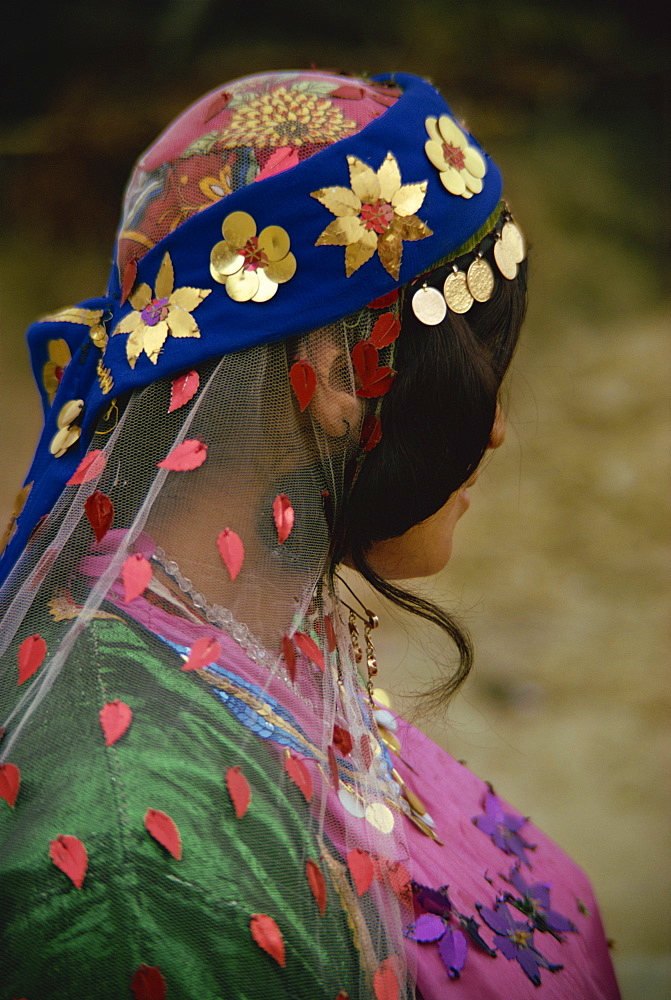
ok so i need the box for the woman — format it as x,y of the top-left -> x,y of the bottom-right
0,70 -> 620,998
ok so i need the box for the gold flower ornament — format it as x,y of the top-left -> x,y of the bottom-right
311,153 -> 432,280
210,211 -> 297,302
42,339 -> 72,403
112,252 -> 211,368
425,116 -> 486,199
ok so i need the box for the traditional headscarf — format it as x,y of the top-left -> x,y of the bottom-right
0,70 -> 523,999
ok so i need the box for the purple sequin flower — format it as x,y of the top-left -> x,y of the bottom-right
506,864 -> 577,939
408,882 -> 497,980
406,912 -> 468,979
478,902 -> 562,986
473,791 -> 536,867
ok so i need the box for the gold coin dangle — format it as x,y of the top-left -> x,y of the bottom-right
502,220 -> 525,263
494,236 -> 517,280
466,256 -> 495,302
443,268 -> 473,314
412,285 -> 447,326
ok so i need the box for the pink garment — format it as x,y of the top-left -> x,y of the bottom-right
78,534 -> 621,998
394,716 -> 621,999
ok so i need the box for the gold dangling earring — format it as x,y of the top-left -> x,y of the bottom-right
364,613 -> 379,709
348,610 -> 363,664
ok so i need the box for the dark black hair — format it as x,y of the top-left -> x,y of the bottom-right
336,257 -> 528,710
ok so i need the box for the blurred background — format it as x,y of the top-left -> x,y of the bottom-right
0,1 -> 668,996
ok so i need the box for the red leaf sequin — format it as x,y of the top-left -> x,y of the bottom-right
360,414 -> 382,452
374,957 -> 400,1000
360,733 -> 373,770
293,631 -> 324,672
49,834 -> 88,888
216,528 -> 244,581
226,766 -> 251,818
351,341 -> 379,385
121,258 -> 138,305
84,490 -> 114,543
17,633 -> 47,685
377,858 -> 412,902
370,313 -> 401,349
351,342 -> 396,398
157,439 -> 208,471
182,636 -> 221,672
204,90 -> 231,122
368,289 -> 399,309
99,700 -> 132,746
333,725 -> 353,756
122,553 -> 152,604
284,752 -> 313,801
131,965 -> 167,1000
168,370 -> 200,412
306,858 -> 327,914
324,614 -> 337,652
328,744 -> 340,790
250,913 -> 286,967
67,450 -> 107,486
330,84 -> 365,100
282,635 -> 296,682
255,146 -> 300,182
0,762 -> 20,808
289,360 -> 317,412
272,493 -> 294,545
371,88 -> 401,107
356,368 -> 395,398
144,808 -> 182,860
347,847 -> 374,896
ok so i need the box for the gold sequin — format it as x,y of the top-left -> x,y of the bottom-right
96,359 -> 114,395
57,399 -> 84,428
0,482 -> 32,554
41,339 -> 72,403
111,252 -> 210,368
401,785 -> 428,817
211,212 -> 296,302
312,152 -> 432,280
424,115 -> 486,200
49,398 -> 84,457
89,324 -> 108,350
223,211 -> 257,248
49,425 -> 81,458
379,729 -> 401,755
365,802 -> 395,834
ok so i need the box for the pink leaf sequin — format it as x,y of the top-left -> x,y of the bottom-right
157,439 -> 208,471
168,370 -> 200,412
272,493 -> 294,545
144,808 -> 182,860
122,553 -> 152,604
49,834 -> 88,888
216,528 -> 244,581
99,699 -> 132,746
17,633 -> 47,685
67,450 -> 107,486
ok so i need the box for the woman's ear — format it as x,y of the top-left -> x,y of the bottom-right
300,329 -> 362,440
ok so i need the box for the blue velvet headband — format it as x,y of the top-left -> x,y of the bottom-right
1,72 -> 503,579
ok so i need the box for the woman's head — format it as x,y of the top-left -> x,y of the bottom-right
2,68 -> 526,705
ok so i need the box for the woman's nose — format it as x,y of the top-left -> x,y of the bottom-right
488,403 -> 506,450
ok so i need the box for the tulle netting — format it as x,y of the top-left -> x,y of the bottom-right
0,70 -> 418,1000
